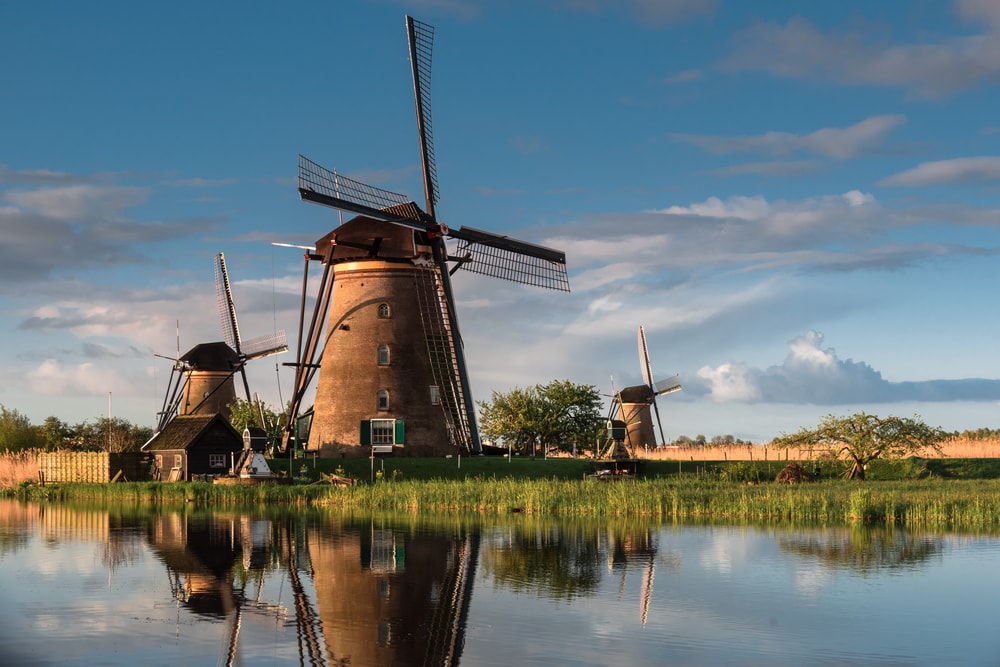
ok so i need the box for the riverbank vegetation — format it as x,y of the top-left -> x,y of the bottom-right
4,451 -> 1000,531
11,476 -> 1000,531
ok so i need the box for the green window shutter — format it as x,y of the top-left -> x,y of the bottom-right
360,420 -> 372,445
394,420 -> 405,445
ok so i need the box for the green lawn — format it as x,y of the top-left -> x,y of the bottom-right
267,453 -> 1000,484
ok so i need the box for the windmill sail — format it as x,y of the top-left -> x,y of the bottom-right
214,252 -> 287,401
637,325 -> 681,445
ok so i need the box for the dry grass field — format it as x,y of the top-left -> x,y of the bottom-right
646,436 -> 1000,461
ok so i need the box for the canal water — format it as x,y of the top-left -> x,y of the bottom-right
1,499 -> 999,666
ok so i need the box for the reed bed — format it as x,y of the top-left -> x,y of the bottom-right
646,436 -> 1000,462
0,450 -> 39,488
936,436 -> 1000,459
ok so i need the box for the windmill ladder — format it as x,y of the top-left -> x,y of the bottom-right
414,267 -> 474,452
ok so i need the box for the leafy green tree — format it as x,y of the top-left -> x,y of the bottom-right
774,412 -> 945,480
478,380 -> 603,456
0,405 -> 42,451
69,418 -> 153,453
38,416 -> 73,451
227,397 -> 288,445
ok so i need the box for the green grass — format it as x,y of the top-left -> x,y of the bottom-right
10,454 -> 1000,531
268,453 -> 1000,484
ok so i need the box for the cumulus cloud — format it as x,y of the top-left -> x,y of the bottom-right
879,156 -> 1000,187
723,12 -> 1000,98
26,358 -> 136,397
688,331 -> 1000,404
672,115 -> 906,159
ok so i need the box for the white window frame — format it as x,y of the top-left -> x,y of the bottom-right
378,303 -> 391,318
377,390 -> 389,411
371,418 -> 395,445
378,344 -> 390,366
209,453 -> 226,468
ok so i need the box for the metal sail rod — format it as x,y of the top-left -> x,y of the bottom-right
282,253 -> 336,451
407,15 -> 438,217
435,251 -> 482,453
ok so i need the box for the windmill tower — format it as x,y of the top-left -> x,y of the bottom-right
282,16 -> 569,458
613,326 -> 681,451
155,254 -> 287,431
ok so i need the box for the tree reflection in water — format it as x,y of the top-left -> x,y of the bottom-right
778,525 -> 943,573
480,517 -> 681,624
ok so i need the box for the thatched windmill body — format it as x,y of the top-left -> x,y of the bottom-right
283,17 -> 569,458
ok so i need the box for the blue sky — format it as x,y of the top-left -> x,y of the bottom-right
3,0 -> 1000,441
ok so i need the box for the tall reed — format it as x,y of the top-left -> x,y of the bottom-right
0,450 -> 38,489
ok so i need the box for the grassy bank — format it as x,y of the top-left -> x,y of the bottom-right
6,452 -> 1000,530
13,473 -> 1000,531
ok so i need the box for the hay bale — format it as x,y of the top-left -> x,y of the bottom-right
775,461 -> 816,484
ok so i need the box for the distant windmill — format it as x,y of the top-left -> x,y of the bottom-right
612,326 -> 681,451
281,16 -> 569,458
154,254 -> 287,431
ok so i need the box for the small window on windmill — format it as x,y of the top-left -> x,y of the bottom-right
377,390 -> 389,411
429,385 -> 440,405
371,419 -> 395,445
378,303 -> 391,318
377,345 -> 390,366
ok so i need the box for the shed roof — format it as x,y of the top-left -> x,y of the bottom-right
144,414 -> 241,452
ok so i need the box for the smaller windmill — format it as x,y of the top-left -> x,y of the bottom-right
605,326 -> 681,456
154,254 -> 287,431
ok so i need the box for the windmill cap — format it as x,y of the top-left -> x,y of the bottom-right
179,342 -> 240,370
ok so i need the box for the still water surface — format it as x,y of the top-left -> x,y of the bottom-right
1,499 -> 999,666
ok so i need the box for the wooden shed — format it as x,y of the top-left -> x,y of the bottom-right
144,414 -> 244,481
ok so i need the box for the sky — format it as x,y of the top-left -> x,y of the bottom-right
3,0 -> 1000,442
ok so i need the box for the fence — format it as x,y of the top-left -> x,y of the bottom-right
37,451 -> 149,484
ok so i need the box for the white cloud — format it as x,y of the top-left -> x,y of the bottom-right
6,184 -> 149,221
723,13 -> 1000,98
686,330 -> 1000,405
697,363 -> 762,402
879,156 -> 1000,187
672,115 -> 906,159
27,359 -> 135,398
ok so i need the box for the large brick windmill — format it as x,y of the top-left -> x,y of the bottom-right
282,16 -> 569,458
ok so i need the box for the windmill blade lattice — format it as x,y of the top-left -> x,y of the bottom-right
407,15 -> 439,214
297,155 -> 423,227
215,252 -> 287,359
215,253 -> 242,354
452,227 -> 569,291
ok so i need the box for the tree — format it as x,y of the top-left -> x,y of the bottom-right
39,416 -> 73,451
69,418 -> 153,453
478,380 -> 603,456
227,397 -> 287,432
774,412 -> 945,480
0,405 -> 42,451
